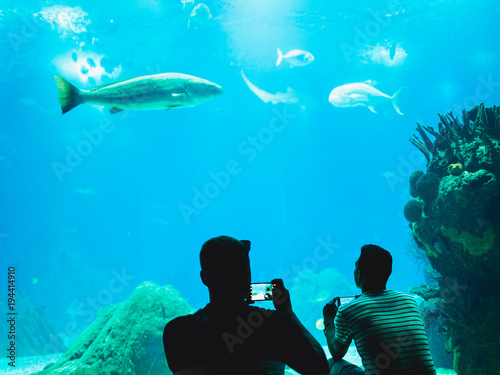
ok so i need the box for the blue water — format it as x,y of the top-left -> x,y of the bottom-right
1,0 -> 499,368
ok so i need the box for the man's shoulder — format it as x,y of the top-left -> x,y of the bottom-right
164,311 -> 198,337
385,290 -> 418,305
165,305 -> 281,328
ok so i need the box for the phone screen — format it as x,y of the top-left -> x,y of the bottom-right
250,282 -> 273,301
339,296 -> 356,305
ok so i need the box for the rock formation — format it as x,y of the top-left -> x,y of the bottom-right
405,104 -> 500,375
32,281 -> 193,375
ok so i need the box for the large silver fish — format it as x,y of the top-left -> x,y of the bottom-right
55,73 -> 222,115
328,82 -> 403,115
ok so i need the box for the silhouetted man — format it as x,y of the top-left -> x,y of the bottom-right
323,244 -> 436,375
164,235 -> 328,375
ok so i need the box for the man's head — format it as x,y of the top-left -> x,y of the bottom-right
200,236 -> 251,303
354,244 -> 392,291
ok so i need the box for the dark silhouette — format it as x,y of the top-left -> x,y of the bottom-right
323,245 -> 437,375
163,235 -> 328,375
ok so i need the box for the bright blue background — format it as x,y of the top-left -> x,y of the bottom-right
1,0 -> 499,353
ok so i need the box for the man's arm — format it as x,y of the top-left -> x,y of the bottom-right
323,323 -> 350,360
323,298 -> 351,360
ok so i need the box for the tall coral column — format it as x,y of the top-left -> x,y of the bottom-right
404,104 -> 500,375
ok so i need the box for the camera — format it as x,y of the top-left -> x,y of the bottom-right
250,282 -> 273,301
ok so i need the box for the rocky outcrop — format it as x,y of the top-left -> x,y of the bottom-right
405,104 -> 500,375
32,282 -> 193,375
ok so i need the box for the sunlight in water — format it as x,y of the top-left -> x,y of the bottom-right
34,5 -> 90,40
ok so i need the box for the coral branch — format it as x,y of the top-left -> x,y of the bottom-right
438,113 -> 458,142
415,123 -> 436,154
422,124 -> 451,149
409,134 -> 431,162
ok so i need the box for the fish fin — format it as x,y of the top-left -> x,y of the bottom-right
391,87 -> 405,115
172,91 -> 187,97
276,48 -> 283,66
368,106 -> 377,113
109,107 -> 124,114
55,76 -> 81,114
90,77 -> 139,91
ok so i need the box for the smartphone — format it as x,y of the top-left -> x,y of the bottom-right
339,295 -> 358,305
250,282 -> 273,301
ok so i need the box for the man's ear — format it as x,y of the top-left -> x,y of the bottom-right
200,270 -> 208,286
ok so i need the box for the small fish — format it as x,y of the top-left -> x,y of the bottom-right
328,82 -> 404,115
241,71 -> 299,105
149,217 -> 169,226
55,73 -> 222,114
276,48 -> 314,67
188,3 -> 212,28
87,57 -> 96,68
316,319 -> 325,330
389,44 -> 397,60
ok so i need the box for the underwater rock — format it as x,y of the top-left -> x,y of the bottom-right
31,281 -> 194,375
0,288 -> 66,357
406,104 -> 500,375
409,169 -> 424,197
416,172 -> 440,202
404,199 -> 423,222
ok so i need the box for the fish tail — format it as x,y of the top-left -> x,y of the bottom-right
55,76 -> 81,114
276,48 -> 283,66
391,87 -> 405,115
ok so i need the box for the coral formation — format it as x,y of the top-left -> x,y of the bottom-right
416,173 -> 440,202
409,169 -> 424,197
447,163 -> 463,176
405,104 -> 500,375
403,199 -> 423,222
31,281 -> 194,375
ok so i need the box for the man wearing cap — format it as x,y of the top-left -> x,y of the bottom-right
163,235 -> 328,375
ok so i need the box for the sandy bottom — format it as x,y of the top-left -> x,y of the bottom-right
1,348 -> 456,374
0,353 -> 62,374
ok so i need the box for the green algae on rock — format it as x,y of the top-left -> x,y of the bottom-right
31,281 -> 194,375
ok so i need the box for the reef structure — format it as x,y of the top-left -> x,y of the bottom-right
31,281 -> 193,375
405,104 -> 500,375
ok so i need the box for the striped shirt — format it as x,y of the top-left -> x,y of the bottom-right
335,289 -> 436,375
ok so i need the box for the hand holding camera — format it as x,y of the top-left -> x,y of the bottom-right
249,279 -> 292,314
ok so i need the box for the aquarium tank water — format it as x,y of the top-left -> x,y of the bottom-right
1,1 -> 499,374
